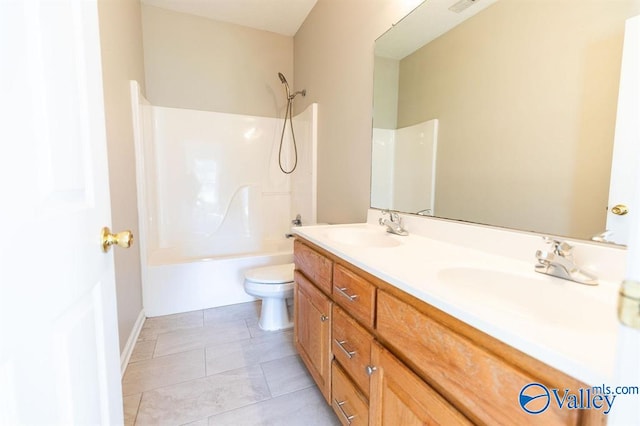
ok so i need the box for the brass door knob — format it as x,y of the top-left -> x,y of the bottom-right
611,204 -> 629,216
101,227 -> 134,252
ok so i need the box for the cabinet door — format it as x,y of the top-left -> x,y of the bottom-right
369,342 -> 471,426
294,271 -> 332,403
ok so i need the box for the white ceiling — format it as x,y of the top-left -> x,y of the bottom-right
375,0 -> 498,60
141,0 -> 318,36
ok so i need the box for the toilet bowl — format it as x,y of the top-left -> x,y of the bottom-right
244,263 -> 295,331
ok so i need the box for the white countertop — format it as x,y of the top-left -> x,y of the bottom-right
293,222 -> 620,386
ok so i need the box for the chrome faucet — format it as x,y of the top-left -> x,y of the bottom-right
379,210 -> 408,236
534,237 -> 598,285
285,214 -> 302,239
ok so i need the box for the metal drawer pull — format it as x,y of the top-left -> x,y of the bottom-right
320,314 -> 329,322
366,365 -> 377,376
334,339 -> 356,359
333,399 -> 355,424
335,286 -> 358,302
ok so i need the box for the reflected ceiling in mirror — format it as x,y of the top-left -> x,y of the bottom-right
372,0 -> 640,244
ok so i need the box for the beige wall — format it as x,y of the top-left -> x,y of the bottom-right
97,0 -> 146,353
396,0 -> 639,238
373,56 -> 399,130
294,0 -> 418,224
141,4 -> 293,118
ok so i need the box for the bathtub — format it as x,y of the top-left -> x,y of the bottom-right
130,81 -> 317,317
144,238 -> 294,317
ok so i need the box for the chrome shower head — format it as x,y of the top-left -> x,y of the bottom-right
278,72 -> 291,99
278,72 -> 305,100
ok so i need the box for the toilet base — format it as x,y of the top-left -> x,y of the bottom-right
258,297 -> 293,331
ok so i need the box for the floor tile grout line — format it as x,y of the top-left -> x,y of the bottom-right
259,360 -> 275,399
203,346 -> 208,377
137,317 -> 261,351
123,366 -> 207,399
151,332 -> 255,359
137,309 -> 207,342
132,392 -> 142,426
139,323 -> 205,342
151,338 -> 158,359
128,344 -> 207,365
150,317 -> 253,338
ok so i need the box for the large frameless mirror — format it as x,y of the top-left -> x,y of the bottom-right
372,0 -> 640,244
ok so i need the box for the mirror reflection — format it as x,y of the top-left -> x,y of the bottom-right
372,0 -> 640,243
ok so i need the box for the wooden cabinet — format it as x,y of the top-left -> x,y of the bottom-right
293,238 -> 602,426
369,342 -> 471,426
294,270 -> 332,403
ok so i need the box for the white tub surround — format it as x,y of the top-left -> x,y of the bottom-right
372,119 -> 438,215
131,81 -> 317,316
292,210 -> 626,387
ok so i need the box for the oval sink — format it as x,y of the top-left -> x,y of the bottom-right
326,227 -> 402,248
437,267 -> 613,333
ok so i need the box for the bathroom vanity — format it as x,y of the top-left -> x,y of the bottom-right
292,217 -> 620,425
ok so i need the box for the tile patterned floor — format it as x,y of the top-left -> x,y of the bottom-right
123,301 -> 339,426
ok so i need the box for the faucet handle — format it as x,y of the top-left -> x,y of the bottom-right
542,237 -> 573,256
379,209 -> 394,221
382,210 -> 401,222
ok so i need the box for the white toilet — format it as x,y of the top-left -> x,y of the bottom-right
244,263 -> 295,331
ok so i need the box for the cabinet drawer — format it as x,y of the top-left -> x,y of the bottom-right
294,240 -> 333,294
332,305 -> 373,398
331,361 -> 369,426
376,291 -> 579,426
332,264 -> 376,329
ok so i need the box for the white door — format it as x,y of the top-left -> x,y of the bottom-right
611,15 -> 640,426
0,0 -> 123,424
605,14 -> 640,246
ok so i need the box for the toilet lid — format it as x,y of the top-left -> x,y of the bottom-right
245,263 -> 295,284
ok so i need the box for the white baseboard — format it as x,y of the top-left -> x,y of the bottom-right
120,309 -> 146,377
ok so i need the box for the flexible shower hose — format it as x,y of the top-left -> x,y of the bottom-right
278,97 -> 297,174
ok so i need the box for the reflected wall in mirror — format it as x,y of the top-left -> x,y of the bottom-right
372,0 -> 640,243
